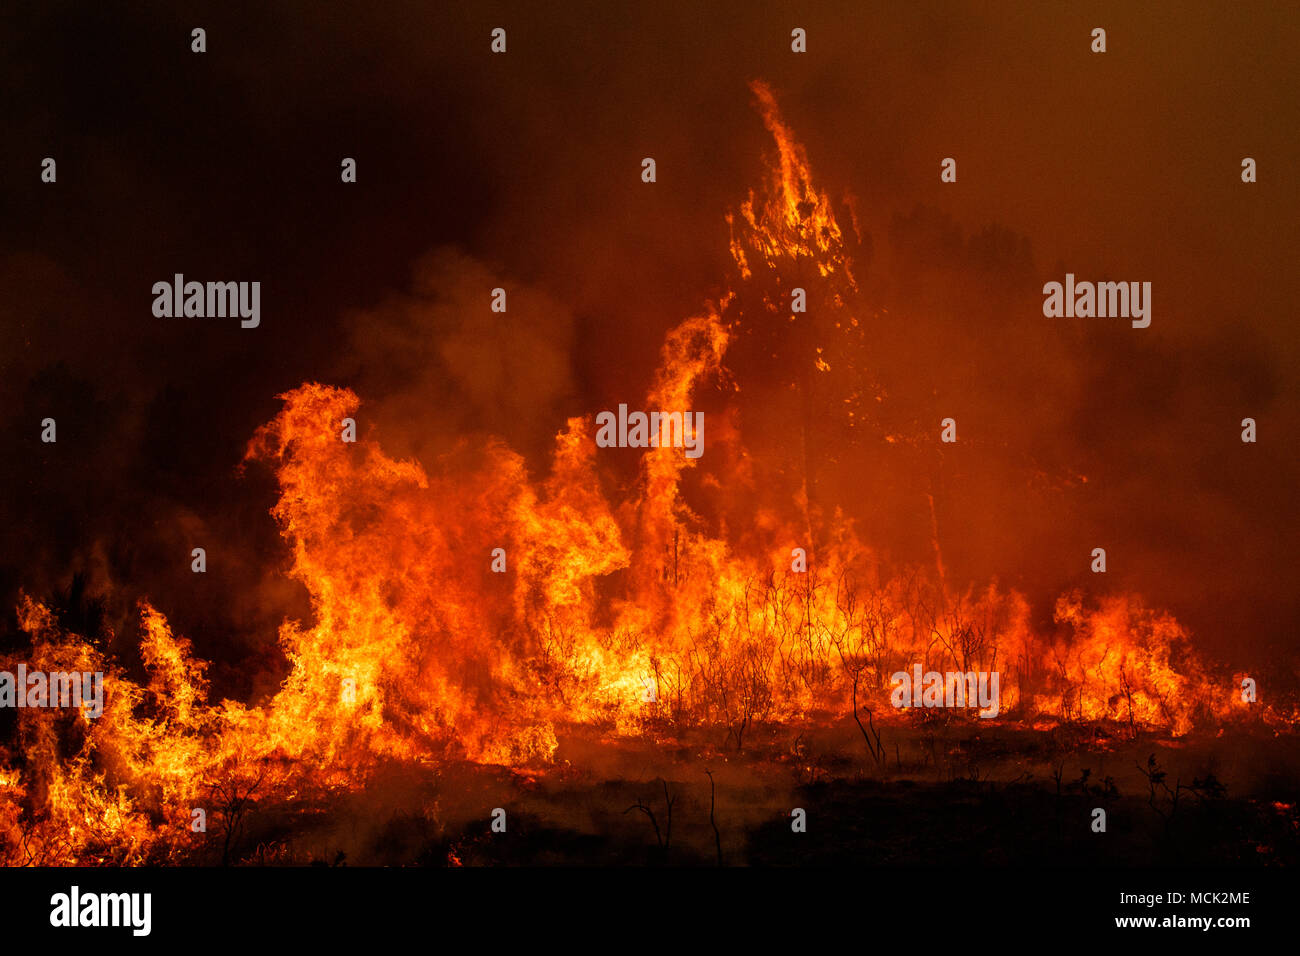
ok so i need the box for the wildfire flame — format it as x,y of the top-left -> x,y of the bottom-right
0,81 -> 1275,865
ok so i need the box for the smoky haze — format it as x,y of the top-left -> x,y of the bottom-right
0,1 -> 1296,697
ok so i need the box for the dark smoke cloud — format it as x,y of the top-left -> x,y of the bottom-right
337,248 -> 577,467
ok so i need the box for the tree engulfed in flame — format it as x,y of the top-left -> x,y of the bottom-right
0,81 -> 1270,866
